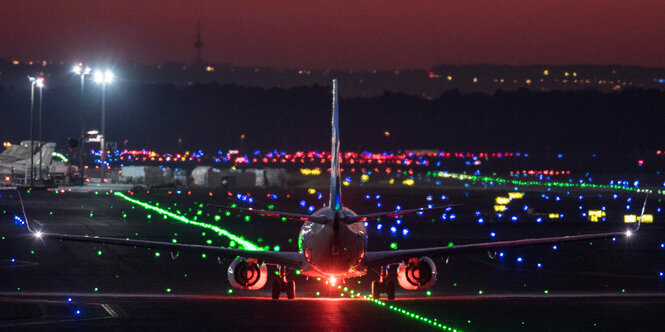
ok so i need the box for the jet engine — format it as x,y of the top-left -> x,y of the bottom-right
396,257 -> 437,290
227,257 -> 268,290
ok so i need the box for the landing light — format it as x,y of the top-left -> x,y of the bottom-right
34,231 -> 42,239
329,277 -> 337,286
626,230 -> 633,237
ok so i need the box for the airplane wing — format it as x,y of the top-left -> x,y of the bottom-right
28,231 -> 303,268
363,230 -> 633,266
14,190 -> 302,267
344,204 -> 461,223
365,196 -> 647,266
207,204 -> 330,224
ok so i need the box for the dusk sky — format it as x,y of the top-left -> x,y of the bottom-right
3,0 -> 665,69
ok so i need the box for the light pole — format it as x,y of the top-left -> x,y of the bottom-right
37,77 -> 44,180
27,76 -> 44,187
73,63 -> 91,180
93,69 -> 113,159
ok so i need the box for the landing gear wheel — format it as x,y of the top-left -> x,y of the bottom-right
271,279 -> 281,300
371,280 -> 382,299
286,280 -> 296,299
386,265 -> 397,300
386,280 -> 396,300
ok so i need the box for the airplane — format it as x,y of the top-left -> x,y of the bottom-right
1,141 -> 56,184
17,79 -> 642,300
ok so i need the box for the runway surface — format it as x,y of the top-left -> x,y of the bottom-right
1,293 -> 664,331
1,183 -> 664,331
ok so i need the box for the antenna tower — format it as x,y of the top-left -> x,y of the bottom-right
194,20 -> 203,67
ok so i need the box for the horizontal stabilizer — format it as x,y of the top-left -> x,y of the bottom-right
207,204 -> 330,224
344,204 -> 460,223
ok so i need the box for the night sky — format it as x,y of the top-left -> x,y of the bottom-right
2,0 -> 665,69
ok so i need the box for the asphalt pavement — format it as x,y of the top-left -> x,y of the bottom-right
1,185 -> 663,331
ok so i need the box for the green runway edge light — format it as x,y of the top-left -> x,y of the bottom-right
364,292 -> 461,331
321,279 -> 463,332
116,191 -> 460,331
113,192 -> 266,251
51,151 -> 69,163
435,172 -> 655,195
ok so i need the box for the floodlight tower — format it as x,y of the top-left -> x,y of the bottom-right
36,77 -> 44,180
93,70 -> 113,159
73,63 -> 91,179
27,76 -> 44,186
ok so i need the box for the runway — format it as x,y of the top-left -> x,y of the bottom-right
1,185 -> 664,331
2,292 -> 664,331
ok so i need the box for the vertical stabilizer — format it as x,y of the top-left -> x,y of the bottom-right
329,80 -> 343,210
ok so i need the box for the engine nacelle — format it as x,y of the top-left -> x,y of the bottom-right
227,257 -> 268,290
396,257 -> 437,290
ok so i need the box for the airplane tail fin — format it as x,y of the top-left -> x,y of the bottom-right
329,79 -> 342,211
35,142 -> 56,170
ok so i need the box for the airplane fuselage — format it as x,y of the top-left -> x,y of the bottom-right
299,207 -> 368,279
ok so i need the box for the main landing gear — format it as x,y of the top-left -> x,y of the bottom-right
272,265 -> 296,300
371,265 -> 396,300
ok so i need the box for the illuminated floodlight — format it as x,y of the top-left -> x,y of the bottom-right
93,70 -> 114,84
28,76 -> 45,88
73,63 -> 92,76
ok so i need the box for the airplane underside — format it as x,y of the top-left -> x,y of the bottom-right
299,262 -> 367,280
